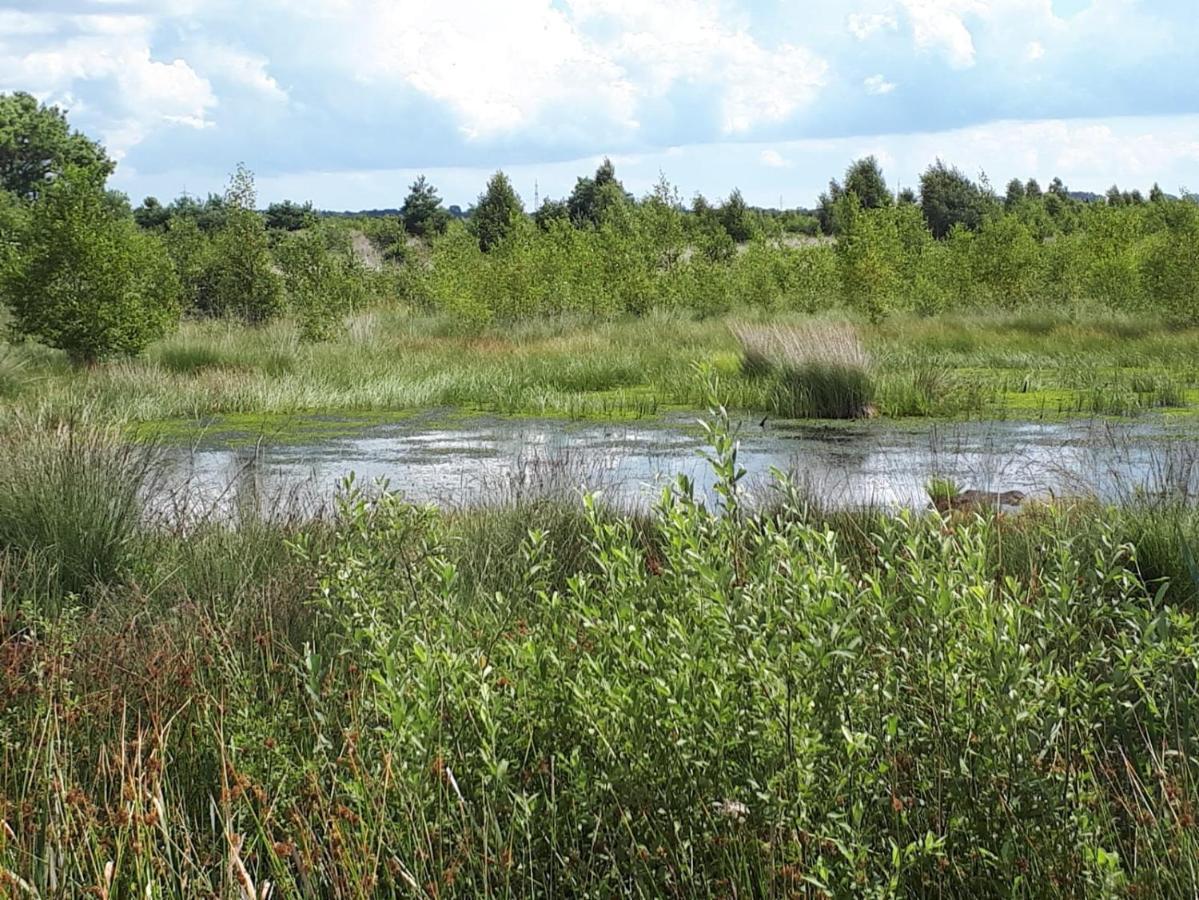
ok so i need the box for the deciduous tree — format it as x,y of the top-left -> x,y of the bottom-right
0,167 -> 180,363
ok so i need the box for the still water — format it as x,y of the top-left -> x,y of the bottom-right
155,412 -> 1199,518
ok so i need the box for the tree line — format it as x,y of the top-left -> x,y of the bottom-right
2,91 -> 1197,363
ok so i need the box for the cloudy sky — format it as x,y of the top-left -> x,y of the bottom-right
2,0 -> 1197,209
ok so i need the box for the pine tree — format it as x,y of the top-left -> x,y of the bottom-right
400,176 -> 450,238
472,171 -> 524,252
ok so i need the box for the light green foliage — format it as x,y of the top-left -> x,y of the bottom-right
835,194 -> 901,322
0,92 -> 113,201
1141,201 -> 1199,322
0,167 -> 180,364
962,215 -> 1043,307
208,165 -> 285,323
6,411 -> 1196,895
162,215 -> 219,314
275,227 -> 368,340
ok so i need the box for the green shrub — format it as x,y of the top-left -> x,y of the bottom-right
1141,202 -> 1199,323
207,165 -> 284,324
0,167 -> 180,364
275,228 -> 367,340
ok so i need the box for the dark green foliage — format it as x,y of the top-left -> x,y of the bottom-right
400,176 -> 450,238
843,155 -> 893,209
1004,178 -> 1026,210
0,188 -> 26,274
133,196 -> 171,230
0,168 -> 181,364
919,159 -> 995,238
718,188 -> 758,242
816,177 -> 844,234
567,157 -> 631,228
533,197 -> 569,230
264,199 -> 318,232
0,92 -> 113,201
168,193 -> 229,232
472,171 -> 524,252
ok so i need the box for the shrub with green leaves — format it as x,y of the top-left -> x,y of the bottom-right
275,228 -> 368,340
207,165 -> 285,324
0,167 -> 180,364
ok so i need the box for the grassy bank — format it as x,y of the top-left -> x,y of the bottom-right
1,308 -> 1198,431
1,418 -> 1198,896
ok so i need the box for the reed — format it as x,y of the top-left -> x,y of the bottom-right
732,320 -> 875,418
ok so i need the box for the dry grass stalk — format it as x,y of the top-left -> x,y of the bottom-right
730,321 -> 871,374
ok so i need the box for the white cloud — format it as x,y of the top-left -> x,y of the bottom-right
848,11 -> 898,40
760,149 -> 790,168
0,14 -> 217,159
298,0 -> 636,140
186,43 -> 288,103
295,0 -> 830,140
900,0 -> 981,68
0,10 -> 57,35
864,74 -> 896,95
1025,40 -> 1045,60
568,0 -> 827,134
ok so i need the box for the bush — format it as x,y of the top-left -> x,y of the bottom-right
0,167 -> 180,364
162,215 -> 219,315
275,228 -> 368,340
207,166 -> 284,324
1141,202 -> 1199,322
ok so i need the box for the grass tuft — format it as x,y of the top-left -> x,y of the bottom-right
732,320 -> 876,418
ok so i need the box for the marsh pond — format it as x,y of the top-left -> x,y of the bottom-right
152,412 -> 1199,518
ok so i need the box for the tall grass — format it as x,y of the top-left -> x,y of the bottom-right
1,413 -> 1198,895
732,320 -> 875,418
0,419 -> 157,603
1,311 -> 1198,424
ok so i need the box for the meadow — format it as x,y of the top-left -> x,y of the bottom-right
2,308 -> 1197,433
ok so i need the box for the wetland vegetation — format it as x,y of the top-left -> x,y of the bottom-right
1,92 -> 1198,896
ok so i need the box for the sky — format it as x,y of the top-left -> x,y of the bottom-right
2,0 -> 1197,210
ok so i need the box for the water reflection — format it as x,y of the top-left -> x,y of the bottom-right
155,412 -> 1199,520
